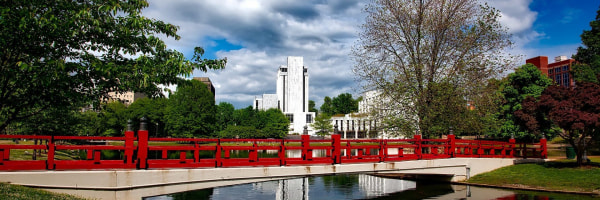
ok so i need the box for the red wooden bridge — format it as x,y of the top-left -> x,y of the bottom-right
0,127 -> 547,171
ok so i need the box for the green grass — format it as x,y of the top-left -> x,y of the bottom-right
467,159 -> 600,193
0,183 -> 89,200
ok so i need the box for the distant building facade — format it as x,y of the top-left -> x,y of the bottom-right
106,91 -> 146,106
254,57 -> 315,135
331,89 -> 401,139
526,56 -> 575,88
193,77 -> 216,100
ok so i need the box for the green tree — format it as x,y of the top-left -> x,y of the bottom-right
320,96 -> 334,116
258,109 -> 290,139
99,101 -> 129,136
215,102 -> 236,132
165,80 -> 216,138
128,97 -> 168,137
309,100 -> 318,115
9,105 -> 82,136
573,6 -> 600,72
77,110 -> 103,136
219,126 -> 260,139
232,106 -> 259,127
331,93 -> 360,115
494,64 -> 555,141
516,82 -> 600,165
0,0 -> 226,132
310,113 -> 333,138
352,0 -> 514,136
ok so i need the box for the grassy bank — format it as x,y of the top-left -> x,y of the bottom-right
467,158 -> 600,194
0,183 -> 88,200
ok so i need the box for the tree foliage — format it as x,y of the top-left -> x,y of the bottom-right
215,102 -> 236,132
352,0 -> 514,137
219,107 -> 289,139
165,80 -> 216,138
319,93 -> 360,116
128,97 -> 168,137
0,0 -> 226,133
311,113 -> 333,138
494,64 -> 555,141
309,100 -> 318,114
573,6 -> 600,71
516,82 -> 600,166
320,96 -> 334,116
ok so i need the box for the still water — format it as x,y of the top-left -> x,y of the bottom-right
144,174 -> 597,200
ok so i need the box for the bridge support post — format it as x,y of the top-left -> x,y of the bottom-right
137,117 -> 149,169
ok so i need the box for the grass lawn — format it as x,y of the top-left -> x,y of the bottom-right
0,183 -> 88,200
467,158 -> 600,193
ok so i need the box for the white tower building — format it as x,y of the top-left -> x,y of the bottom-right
253,56 -> 315,135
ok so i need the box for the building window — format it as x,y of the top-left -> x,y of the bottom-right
306,114 -> 313,123
548,69 -> 553,74
563,73 -> 569,87
286,114 -> 293,123
280,68 -> 287,72
555,68 -> 560,73
556,74 -> 561,85
563,65 -> 569,71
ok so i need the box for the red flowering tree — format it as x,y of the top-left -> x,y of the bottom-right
515,82 -> 600,165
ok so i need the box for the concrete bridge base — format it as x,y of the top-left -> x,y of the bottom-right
0,158 -> 517,200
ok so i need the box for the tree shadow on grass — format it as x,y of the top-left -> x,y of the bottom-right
541,160 -> 600,169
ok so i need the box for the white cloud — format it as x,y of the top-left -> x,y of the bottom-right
142,0 -> 563,108
143,0 -> 363,108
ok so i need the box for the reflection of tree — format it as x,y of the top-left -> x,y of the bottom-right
321,174 -> 358,194
170,188 -> 213,200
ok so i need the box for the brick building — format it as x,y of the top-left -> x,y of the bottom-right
526,56 -> 575,87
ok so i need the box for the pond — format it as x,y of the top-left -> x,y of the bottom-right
143,174 -> 597,200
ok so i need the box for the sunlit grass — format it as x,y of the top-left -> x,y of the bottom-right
467,159 -> 600,193
0,183 -> 89,200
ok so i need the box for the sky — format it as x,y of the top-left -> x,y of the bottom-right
142,0 -> 600,109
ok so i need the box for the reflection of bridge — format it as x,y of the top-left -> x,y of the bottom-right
0,124 -> 546,199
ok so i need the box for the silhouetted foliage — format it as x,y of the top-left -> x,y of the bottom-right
516,82 -> 600,166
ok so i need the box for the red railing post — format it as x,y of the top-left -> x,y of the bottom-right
215,139 -> 222,167
378,139 -> 385,162
279,139 -> 286,166
249,142 -> 258,162
46,136 -> 55,170
414,134 -> 422,159
477,140 -> 484,157
124,121 -> 135,168
332,134 -> 341,164
540,137 -> 547,159
509,138 -> 516,157
301,134 -> 311,161
448,134 -> 455,158
137,117 -> 149,169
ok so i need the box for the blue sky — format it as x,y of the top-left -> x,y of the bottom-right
143,0 -> 600,109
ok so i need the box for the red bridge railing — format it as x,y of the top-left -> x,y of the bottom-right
0,129 -> 547,171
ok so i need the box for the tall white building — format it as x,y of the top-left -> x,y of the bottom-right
254,56 -> 315,135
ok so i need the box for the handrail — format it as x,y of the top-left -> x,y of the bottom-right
0,132 -> 546,171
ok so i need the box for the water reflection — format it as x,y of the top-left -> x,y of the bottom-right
144,174 -> 598,200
